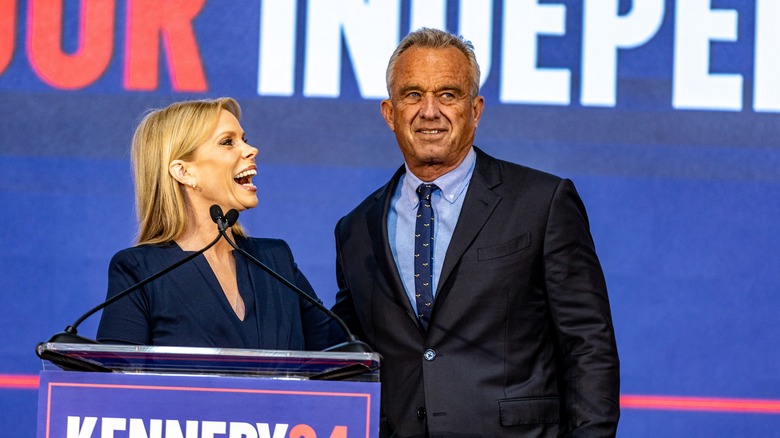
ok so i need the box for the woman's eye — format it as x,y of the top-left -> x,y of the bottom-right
219,138 -> 235,146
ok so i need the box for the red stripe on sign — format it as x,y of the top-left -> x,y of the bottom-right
2,375 -> 780,416
621,394 -> 780,414
0,374 -> 39,389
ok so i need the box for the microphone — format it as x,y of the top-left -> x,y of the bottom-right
42,217 -> 225,345
210,204 -> 237,232
211,207 -> 372,353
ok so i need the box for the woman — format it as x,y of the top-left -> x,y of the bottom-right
97,98 -> 331,350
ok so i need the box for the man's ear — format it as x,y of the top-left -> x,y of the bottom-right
472,95 -> 485,128
380,99 -> 395,132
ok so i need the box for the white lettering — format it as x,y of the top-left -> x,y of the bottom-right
304,0 -> 399,98
459,0 -> 493,89
128,418 -> 163,438
228,422 -> 257,438
673,0 -> 742,111
500,0 -> 570,105
60,418 -> 304,438
753,0 -> 780,112
257,423 -> 289,438
67,416 -> 97,438
101,417 -> 126,437
165,420 -> 199,438
581,0 -> 664,106
410,0 -> 446,31
258,0 -> 298,96
201,421 -> 227,438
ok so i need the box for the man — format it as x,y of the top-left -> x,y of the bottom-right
332,28 -> 619,437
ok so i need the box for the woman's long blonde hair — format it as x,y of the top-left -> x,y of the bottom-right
132,97 -> 247,245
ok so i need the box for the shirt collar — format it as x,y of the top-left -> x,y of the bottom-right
401,147 -> 476,208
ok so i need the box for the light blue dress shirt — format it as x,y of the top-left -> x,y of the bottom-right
387,147 -> 476,313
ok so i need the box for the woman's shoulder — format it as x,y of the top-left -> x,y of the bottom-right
109,242 -> 180,266
236,236 -> 289,251
235,236 -> 296,263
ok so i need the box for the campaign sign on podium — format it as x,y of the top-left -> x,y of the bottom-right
36,343 -> 381,438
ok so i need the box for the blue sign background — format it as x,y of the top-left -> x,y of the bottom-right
2,1 -> 779,436
38,370 -> 378,438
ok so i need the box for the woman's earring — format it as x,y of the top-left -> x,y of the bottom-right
189,180 -> 201,192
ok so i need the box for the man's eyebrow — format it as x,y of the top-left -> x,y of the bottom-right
437,84 -> 464,94
397,84 -> 422,96
396,83 -> 463,96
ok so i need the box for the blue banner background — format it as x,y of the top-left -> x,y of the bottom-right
2,1 -> 779,436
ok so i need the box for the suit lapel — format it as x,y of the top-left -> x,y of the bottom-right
367,166 -> 421,325
435,150 -> 503,301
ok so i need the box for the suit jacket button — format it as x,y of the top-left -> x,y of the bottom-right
417,407 -> 426,418
423,349 -> 436,361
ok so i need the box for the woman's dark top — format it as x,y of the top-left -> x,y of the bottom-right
96,236 -> 332,350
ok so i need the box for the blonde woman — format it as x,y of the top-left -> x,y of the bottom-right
97,98 -> 330,350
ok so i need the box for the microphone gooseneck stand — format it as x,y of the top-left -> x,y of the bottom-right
212,207 -> 372,354
38,205 -> 375,375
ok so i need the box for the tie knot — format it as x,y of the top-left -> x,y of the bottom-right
416,183 -> 439,201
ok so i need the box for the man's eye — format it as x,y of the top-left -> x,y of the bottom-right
407,92 -> 421,99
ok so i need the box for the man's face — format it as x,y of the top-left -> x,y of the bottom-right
381,45 -> 484,180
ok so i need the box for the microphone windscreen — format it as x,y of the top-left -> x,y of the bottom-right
226,209 -> 240,226
209,205 -> 224,224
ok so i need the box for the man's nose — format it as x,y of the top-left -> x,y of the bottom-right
419,94 -> 441,119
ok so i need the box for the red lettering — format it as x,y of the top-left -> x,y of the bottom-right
124,0 -> 207,91
27,0 -> 114,89
288,424 -> 317,438
328,426 -> 347,438
0,0 -> 15,74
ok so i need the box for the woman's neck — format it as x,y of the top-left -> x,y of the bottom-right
176,204 -> 235,253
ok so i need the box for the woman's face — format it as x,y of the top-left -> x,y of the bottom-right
184,109 -> 259,214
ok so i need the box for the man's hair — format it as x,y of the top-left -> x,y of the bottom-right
386,27 -> 481,99
131,97 -> 247,245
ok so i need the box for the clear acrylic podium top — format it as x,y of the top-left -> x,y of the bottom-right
37,342 -> 381,382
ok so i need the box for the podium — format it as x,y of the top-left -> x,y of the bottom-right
36,343 -> 381,438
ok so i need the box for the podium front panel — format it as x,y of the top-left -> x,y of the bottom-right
38,370 -> 379,438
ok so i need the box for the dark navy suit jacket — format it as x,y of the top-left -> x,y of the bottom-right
333,148 -> 620,437
97,236 -> 331,351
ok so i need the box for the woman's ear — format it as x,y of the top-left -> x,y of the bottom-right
171,161 -> 201,191
169,160 -> 194,188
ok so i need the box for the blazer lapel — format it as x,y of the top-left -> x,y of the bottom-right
435,149 -> 503,301
189,254 -> 250,343
366,166 -> 421,326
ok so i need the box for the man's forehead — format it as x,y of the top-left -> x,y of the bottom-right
398,45 -> 465,63
392,48 -> 469,87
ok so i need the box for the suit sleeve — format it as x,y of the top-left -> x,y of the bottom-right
96,250 -> 152,345
330,217 -> 367,343
283,244 -> 334,351
259,238 -> 335,351
543,179 -> 620,436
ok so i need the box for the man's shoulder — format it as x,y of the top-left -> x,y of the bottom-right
474,147 -> 563,188
338,184 -> 390,230
339,166 -> 403,222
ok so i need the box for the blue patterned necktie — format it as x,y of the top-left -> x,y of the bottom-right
415,183 -> 438,330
